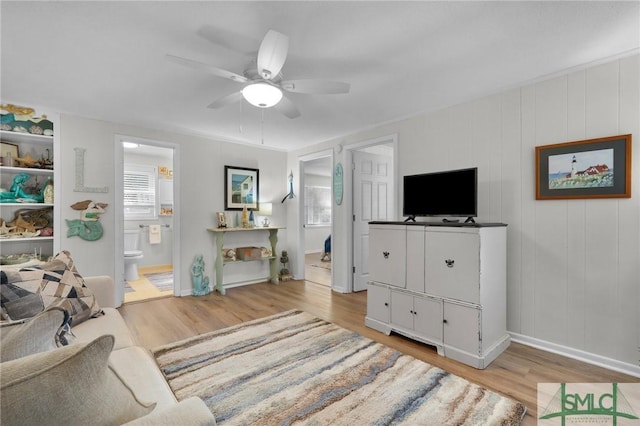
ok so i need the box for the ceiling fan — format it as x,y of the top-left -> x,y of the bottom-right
166,29 -> 350,119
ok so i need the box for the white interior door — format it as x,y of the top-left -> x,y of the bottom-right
352,149 -> 393,291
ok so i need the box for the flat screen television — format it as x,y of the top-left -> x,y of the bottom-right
403,167 -> 477,222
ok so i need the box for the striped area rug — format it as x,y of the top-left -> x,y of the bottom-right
144,271 -> 173,292
152,310 -> 526,425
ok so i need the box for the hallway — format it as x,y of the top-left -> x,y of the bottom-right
304,252 -> 331,287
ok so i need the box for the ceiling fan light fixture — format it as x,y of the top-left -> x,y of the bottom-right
242,83 -> 283,108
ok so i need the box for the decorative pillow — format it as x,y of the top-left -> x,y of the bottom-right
0,307 -> 67,362
1,251 -> 103,326
0,335 -> 156,426
20,250 -> 103,326
0,268 -> 45,321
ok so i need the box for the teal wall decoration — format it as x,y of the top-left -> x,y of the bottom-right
333,162 -> 343,205
66,200 -> 108,241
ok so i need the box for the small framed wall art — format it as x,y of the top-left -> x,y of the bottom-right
1,142 -> 19,159
224,165 -> 259,210
535,134 -> 631,200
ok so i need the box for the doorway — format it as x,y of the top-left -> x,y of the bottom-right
114,135 -> 180,306
300,152 -> 333,287
349,136 -> 396,292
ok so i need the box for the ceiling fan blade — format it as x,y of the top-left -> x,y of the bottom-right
166,54 -> 248,83
206,91 -> 244,109
274,95 -> 301,119
280,79 -> 350,94
257,30 -> 289,80
196,25 -> 258,56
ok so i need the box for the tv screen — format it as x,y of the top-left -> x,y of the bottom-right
403,167 -> 477,219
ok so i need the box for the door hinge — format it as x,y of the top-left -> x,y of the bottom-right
353,214 -> 356,221
353,266 -> 356,274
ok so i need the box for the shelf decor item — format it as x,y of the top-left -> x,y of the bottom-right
224,166 -> 259,211
1,142 -> 19,161
0,173 -> 44,203
536,134 -> 632,200
216,212 -> 227,228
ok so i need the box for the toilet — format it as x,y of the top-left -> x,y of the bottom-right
124,229 -> 144,281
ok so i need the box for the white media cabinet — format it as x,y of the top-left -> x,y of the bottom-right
365,221 -> 509,369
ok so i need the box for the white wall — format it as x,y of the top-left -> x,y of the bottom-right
288,54 -> 640,373
58,115 -> 288,295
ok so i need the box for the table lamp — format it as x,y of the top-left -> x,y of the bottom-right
259,202 -> 273,227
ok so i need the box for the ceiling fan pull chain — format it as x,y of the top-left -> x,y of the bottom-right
261,109 -> 265,145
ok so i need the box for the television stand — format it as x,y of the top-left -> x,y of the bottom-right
464,217 -> 476,224
404,215 -> 416,223
442,218 -> 460,223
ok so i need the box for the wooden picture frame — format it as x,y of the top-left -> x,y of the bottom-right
535,134 -> 632,200
224,166 -> 259,210
1,142 -> 19,159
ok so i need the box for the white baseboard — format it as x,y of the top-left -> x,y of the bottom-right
509,332 -> 640,378
179,277 -> 270,296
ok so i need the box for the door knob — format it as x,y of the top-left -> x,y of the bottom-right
445,259 -> 455,268
383,251 -> 390,259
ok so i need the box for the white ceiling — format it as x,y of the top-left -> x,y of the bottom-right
2,1 -> 638,152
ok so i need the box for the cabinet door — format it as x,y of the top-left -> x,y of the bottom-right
369,225 -> 406,287
367,282 -> 390,323
425,231 -> 480,302
443,302 -> 480,355
413,296 -> 442,344
406,227 -> 425,293
159,180 -> 173,204
390,290 -> 414,330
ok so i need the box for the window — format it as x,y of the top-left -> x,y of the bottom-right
124,164 -> 157,220
304,186 -> 331,226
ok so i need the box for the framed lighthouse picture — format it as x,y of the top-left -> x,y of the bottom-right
536,134 -> 631,200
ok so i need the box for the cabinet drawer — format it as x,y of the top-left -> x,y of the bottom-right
425,231 -> 479,302
390,290 -> 413,330
367,282 -> 390,323
443,302 -> 480,355
369,225 -> 406,287
413,295 -> 442,344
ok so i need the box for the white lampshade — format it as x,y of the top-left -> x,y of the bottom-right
259,202 -> 273,227
259,202 -> 273,216
242,83 -> 283,108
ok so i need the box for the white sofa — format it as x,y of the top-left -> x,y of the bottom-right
1,274 -> 216,425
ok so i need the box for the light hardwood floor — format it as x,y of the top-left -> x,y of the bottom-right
119,280 -> 638,425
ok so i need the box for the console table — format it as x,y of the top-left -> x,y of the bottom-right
207,227 -> 284,295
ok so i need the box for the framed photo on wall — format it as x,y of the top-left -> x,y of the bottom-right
535,134 -> 631,200
224,166 -> 259,210
1,142 -> 19,159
